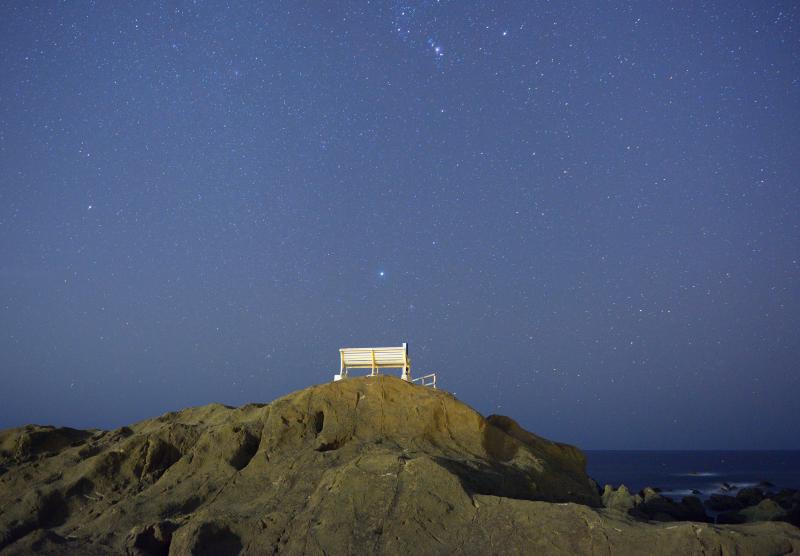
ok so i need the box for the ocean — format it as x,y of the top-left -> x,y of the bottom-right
584,450 -> 800,499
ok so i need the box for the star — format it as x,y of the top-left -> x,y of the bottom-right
427,38 -> 444,58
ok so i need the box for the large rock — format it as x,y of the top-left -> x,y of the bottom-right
718,499 -> 788,526
1,376 -> 798,555
601,485 -> 711,524
740,499 -> 787,522
602,484 -> 639,513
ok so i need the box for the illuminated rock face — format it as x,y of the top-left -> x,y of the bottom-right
1,376 -> 798,555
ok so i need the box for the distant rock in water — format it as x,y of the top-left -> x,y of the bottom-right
601,484 -> 639,513
1,376 -> 799,555
601,485 -> 710,523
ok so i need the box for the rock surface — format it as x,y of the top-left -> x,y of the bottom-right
1,376 -> 798,555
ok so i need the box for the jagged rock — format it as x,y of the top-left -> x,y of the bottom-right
720,482 -> 738,492
640,487 -> 662,502
602,485 -> 643,513
601,485 -> 710,524
0,376 -> 798,554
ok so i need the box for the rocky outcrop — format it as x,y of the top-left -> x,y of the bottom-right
601,485 -> 711,523
699,486 -> 800,528
715,491 -> 800,528
1,376 -> 798,555
601,484 -> 640,513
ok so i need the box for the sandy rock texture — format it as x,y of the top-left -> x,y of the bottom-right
1,376 -> 798,555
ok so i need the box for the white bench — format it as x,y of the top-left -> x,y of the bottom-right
336,343 -> 411,381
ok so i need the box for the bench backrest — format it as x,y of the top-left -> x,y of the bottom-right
339,346 -> 408,369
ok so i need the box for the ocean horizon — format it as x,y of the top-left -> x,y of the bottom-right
585,450 -> 800,500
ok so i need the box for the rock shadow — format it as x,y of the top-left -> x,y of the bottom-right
229,431 -> 260,471
434,457 -> 538,501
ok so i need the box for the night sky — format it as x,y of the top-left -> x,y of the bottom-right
1,1 -> 798,449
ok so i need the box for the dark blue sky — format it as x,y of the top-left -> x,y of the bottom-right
1,1 -> 798,449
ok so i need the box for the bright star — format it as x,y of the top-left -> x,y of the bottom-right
427,38 -> 444,58
379,271 -> 385,277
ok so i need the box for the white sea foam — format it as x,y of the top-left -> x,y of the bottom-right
660,489 -> 698,497
714,481 -> 758,492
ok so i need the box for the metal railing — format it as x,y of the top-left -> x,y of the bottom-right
411,373 -> 437,389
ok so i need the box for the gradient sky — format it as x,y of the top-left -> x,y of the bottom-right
1,1 -> 798,449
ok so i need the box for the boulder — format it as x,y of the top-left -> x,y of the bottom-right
602,484 -> 639,513
739,499 -> 787,522
719,482 -> 738,492
640,487 -> 662,502
718,499 -> 788,525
